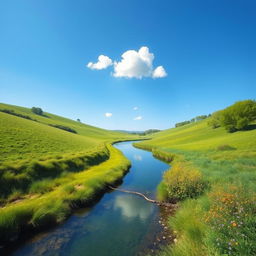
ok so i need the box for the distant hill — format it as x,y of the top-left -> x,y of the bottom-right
113,129 -> 161,136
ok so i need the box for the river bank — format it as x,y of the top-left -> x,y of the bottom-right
9,141 -> 173,256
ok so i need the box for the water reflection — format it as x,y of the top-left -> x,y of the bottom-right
114,194 -> 153,221
134,154 -> 143,161
12,141 -> 170,256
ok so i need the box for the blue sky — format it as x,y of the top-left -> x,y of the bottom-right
1,0 -> 255,130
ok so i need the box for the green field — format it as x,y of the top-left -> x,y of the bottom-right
135,117 -> 256,256
0,103 -> 138,246
0,102 -> 132,163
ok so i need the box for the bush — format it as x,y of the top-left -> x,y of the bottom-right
31,107 -> 43,115
207,111 -> 222,129
163,162 -> 207,202
208,100 -> 256,132
0,109 -> 36,121
49,124 -> 77,134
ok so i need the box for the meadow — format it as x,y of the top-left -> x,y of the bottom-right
135,111 -> 256,256
0,103 -> 138,246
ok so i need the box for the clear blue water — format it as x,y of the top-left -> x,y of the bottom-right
12,141 -> 169,256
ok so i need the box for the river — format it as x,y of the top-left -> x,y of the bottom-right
12,141 -> 169,256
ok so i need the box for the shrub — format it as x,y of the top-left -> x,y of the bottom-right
207,110 -> 222,129
163,162 -> 207,202
0,109 -> 36,121
49,124 -> 77,134
31,107 -> 43,116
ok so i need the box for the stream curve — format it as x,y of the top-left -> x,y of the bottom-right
11,141 -> 170,256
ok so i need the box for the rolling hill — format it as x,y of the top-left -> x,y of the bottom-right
135,109 -> 256,256
0,103 -> 138,247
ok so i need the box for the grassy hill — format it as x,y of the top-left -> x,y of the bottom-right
0,102 -> 130,163
135,116 -> 256,256
137,118 -> 256,152
0,103 -> 138,247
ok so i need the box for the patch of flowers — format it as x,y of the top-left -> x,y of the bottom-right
204,185 -> 256,255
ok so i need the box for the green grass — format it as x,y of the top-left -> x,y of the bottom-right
0,102 -> 132,163
0,102 -> 139,246
135,118 -> 256,256
0,144 -> 131,244
0,103 -> 138,199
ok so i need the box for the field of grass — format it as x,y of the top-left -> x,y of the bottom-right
0,103 -> 138,247
0,102 -> 132,163
135,118 -> 256,256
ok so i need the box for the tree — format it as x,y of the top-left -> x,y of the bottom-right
207,111 -> 222,129
208,100 -> 256,132
195,115 -> 208,121
31,107 -> 43,116
77,119 -> 81,122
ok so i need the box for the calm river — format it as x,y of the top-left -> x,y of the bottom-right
12,141 -> 169,256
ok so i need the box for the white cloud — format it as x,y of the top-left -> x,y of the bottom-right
133,106 -> 138,110
87,55 -> 113,70
113,47 -> 154,79
105,112 -> 112,118
152,65 -> 167,78
134,116 -> 142,120
87,46 -> 167,79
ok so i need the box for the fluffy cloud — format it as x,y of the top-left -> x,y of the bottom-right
87,55 -> 113,70
87,46 -> 167,79
134,116 -> 142,120
113,47 -> 154,79
133,106 -> 138,110
105,112 -> 112,118
152,66 -> 167,78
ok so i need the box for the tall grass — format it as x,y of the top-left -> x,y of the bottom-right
0,144 -> 131,246
136,118 -> 256,256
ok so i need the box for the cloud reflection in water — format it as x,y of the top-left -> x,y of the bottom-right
114,195 -> 153,221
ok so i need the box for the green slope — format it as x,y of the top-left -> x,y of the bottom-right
0,102 -> 130,164
137,118 -> 256,152
0,103 -> 138,246
135,118 -> 256,256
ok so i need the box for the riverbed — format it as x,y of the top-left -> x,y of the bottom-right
12,141 -> 169,256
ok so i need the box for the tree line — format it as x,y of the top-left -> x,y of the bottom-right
175,115 -> 209,128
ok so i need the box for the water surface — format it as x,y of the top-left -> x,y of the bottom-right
12,141 -> 169,256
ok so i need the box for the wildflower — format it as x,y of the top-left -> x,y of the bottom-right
232,222 -> 237,227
